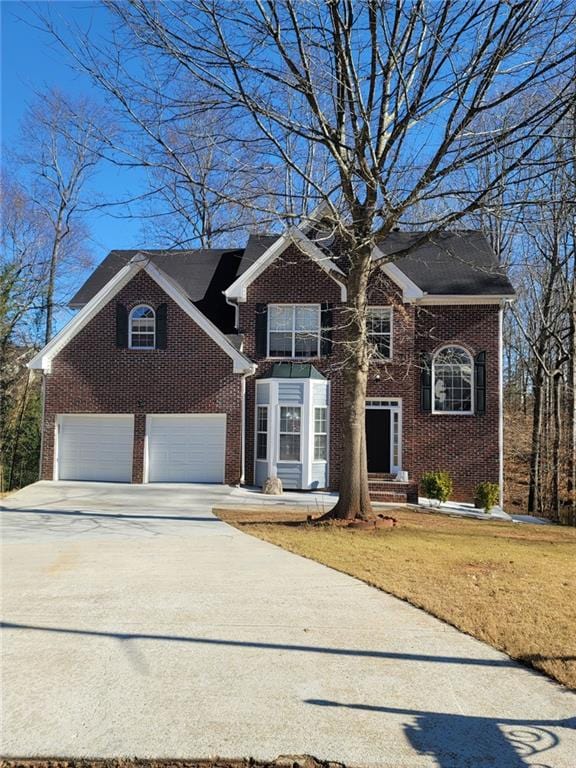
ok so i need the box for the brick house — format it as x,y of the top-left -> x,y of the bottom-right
29,214 -> 515,504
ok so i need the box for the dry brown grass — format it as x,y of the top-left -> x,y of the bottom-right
215,505 -> 576,689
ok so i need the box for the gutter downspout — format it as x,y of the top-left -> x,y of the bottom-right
240,373 -> 247,485
226,292 -> 249,486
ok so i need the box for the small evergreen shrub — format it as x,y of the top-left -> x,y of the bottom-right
474,482 -> 500,512
421,471 -> 453,504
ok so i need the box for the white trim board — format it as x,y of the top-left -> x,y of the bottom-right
224,226 -> 347,302
416,294 -> 515,305
372,246 -> 425,302
28,253 -> 256,375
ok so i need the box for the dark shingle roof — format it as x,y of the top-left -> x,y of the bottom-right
69,248 -> 243,332
69,229 -> 514,335
237,233 -> 279,276
268,362 -> 326,379
376,230 -> 515,296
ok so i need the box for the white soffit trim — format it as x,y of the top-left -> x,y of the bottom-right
28,253 -> 256,375
372,246 -> 425,302
299,200 -> 334,234
145,261 -> 255,373
28,258 -> 140,373
417,294 -> 515,305
224,226 -> 347,302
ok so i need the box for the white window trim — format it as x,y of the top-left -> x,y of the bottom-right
278,404 -> 302,463
313,406 -> 328,463
129,304 -> 156,350
255,405 -> 269,461
267,304 -> 321,359
431,344 -> 475,416
367,305 -> 393,361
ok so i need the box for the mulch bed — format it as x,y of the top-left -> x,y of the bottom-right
1,758 -> 345,768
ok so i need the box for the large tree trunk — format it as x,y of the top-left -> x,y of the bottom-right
326,362 -> 372,520
321,242 -> 373,521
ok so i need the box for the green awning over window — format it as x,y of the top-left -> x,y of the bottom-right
268,362 -> 326,380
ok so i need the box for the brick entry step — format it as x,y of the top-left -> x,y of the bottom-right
368,473 -> 419,504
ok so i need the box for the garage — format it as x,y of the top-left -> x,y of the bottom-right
56,414 -> 134,482
146,414 -> 226,483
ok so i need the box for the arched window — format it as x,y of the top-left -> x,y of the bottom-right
432,346 -> 473,413
129,305 -> 155,349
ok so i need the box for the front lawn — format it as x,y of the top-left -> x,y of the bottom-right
215,505 -> 576,690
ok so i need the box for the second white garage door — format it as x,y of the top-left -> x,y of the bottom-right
146,414 -> 226,483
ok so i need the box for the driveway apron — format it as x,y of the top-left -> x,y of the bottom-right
1,481 -> 575,767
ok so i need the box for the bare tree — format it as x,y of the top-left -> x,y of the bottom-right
45,0 -> 576,518
18,89 -> 107,343
0,178 -> 48,491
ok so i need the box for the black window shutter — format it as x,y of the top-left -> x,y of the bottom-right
320,302 -> 333,356
255,303 -> 268,356
421,353 -> 432,412
156,303 -> 168,349
116,303 -> 128,348
475,351 -> 486,414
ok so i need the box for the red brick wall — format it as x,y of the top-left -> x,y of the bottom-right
412,304 -> 500,499
240,245 -> 500,501
41,270 -> 243,483
43,250 -> 502,502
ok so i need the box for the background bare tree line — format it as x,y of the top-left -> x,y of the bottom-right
2,2 -> 575,523
0,90 -> 105,492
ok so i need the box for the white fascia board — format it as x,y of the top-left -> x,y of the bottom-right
144,262 -> 256,374
417,294 -> 515,305
299,200 -> 333,234
28,259 -> 141,373
29,253 -> 257,375
372,245 -> 425,302
224,226 -> 347,302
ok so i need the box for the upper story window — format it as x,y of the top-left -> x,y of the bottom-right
268,304 -> 320,358
129,305 -> 156,349
432,345 -> 473,414
367,306 -> 392,359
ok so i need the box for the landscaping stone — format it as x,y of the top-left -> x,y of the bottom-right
263,476 -> 283,495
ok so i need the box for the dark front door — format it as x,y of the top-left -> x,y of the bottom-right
365,409 -> 391,473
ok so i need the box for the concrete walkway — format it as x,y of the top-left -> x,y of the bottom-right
1,481 -> 574,767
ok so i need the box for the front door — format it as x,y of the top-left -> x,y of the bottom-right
365,408 -> 391,473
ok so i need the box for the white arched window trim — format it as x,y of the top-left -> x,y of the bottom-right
129,304 -> 156,349
432,344 -> 474,415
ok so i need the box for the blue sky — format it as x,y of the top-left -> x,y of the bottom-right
1,0 -> 146,258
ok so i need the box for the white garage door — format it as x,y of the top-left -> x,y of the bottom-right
147,414 -> 226,483
57,415 -> 134,482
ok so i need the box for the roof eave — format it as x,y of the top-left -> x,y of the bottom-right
28,254 -> 257,375
224,226 -> 347,302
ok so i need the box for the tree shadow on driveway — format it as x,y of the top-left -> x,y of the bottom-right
2,622 -> 574,766
305,699 -> 575,768
0,620 -> 527,667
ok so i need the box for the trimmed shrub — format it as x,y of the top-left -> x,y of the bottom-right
421,471 -> 453,504
474,482 -> 500,512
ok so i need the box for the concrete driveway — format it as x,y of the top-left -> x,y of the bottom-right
1,481 -> 575,767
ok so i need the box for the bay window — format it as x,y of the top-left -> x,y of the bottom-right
314,407 -> 328,461
256,406 -> 268,460
279,406 -> 301,461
